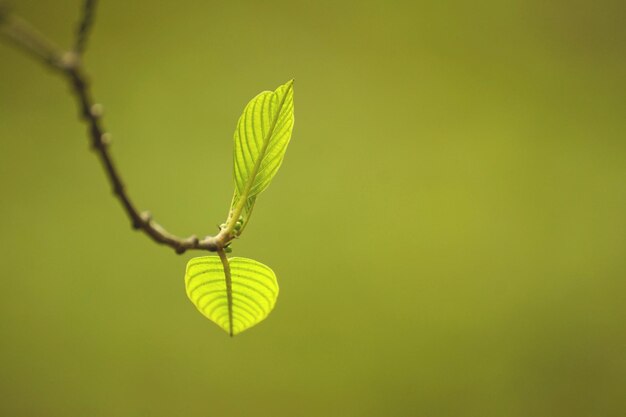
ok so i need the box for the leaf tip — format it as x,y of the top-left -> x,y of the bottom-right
280,79 -> 294,91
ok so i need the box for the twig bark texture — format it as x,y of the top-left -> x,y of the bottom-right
0,1 -> 227,254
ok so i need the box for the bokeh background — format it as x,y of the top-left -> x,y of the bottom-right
1,1 -> 625,416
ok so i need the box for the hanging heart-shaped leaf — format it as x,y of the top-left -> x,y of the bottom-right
184,256 -> 279,336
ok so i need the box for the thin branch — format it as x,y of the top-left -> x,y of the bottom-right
74,0 -> 96,55
0,6 -> 231,254
0,12 -> 65,67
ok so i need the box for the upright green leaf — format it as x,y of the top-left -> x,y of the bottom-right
185,256 -> 279,336
227,80 -> 295,233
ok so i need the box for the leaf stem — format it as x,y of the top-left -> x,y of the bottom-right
217,248 -> 234,337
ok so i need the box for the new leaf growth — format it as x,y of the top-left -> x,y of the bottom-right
185,80 -> 295,336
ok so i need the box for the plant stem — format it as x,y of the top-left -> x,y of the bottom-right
74,0 -> 97,55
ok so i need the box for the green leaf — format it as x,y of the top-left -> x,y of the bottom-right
185,256 -> 279,336
227,79 -> 295,234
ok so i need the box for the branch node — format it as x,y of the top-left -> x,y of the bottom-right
90,103 -> 103,118
140,211 -> 152,223
130,211 -> 149,229
175,246 -> 186,255
101,132 -> 111,145
60,51 -> 80,70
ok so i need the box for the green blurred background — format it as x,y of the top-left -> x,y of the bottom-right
1,1 -> 625,416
